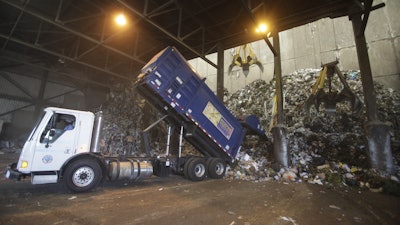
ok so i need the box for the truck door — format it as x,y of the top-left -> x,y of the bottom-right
30,113 -> 79,171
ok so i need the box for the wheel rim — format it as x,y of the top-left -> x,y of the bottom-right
72,166 -> 95,187
214,162 -> 225,175
194,163 -> 206,177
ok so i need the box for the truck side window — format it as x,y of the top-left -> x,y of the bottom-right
57,114 -> 75,131
40,113 -> 76,144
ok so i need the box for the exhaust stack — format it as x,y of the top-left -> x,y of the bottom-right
91,111 -> 104,153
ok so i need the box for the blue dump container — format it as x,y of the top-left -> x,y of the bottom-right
137,46 -> 265,162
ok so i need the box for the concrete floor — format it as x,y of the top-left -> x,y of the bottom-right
1,153 -> 399,225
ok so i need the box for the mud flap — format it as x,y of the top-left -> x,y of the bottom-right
365,121 -> 393,173
272,124 -> 289,168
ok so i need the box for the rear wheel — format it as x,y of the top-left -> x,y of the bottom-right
186,158 -> 207,181
183,158 -> 195,179
64,158 -> 102,193
207,158 -> 226,179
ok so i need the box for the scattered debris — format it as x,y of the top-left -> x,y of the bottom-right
329,205 -> 341,210
353,216 -> 363,223
68,196 -> 77,200
228,211 -> 236,215
279,216 -> 298,225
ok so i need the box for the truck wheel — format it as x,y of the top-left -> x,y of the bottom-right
183,158 -> 195,179
207,158 -> 226,179
64,158 -> 102,193
187,158 -> 207,181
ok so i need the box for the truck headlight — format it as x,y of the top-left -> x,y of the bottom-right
21,160 -> 28,169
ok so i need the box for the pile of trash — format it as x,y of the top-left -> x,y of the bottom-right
95,68 -> 400,194
224,68 -> 400,194
99,82 -> 177,157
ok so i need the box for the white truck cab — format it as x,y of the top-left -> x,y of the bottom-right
7,107 -> 96,185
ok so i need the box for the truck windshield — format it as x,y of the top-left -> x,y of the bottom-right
27,111 -> 46,141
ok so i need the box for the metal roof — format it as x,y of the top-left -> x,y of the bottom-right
0,0 -> 376,88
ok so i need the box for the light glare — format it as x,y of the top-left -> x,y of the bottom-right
256,23 -> 268,34
115,14 -> 127,26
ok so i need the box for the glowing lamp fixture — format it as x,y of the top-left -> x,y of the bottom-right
255,23 -> 271,37
256,23 -> 268,33
115,13 -> 127,26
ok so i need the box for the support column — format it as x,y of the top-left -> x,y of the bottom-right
271,32 -> 289,168
217,43 -> 224,101
351,14 -> 393,173
34,70 -> 48,117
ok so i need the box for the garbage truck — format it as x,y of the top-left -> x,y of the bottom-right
5,46 -> 266,193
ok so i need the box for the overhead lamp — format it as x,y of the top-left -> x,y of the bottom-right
255,23 -> 271,37
115,13 -> 127,26
255,23 -> 267,33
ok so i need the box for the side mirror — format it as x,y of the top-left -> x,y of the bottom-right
45,129 -> 56,148
49,129 -> 56,137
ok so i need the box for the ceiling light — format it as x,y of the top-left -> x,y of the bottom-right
255,23 -> 268,34
115,13 -> 127,26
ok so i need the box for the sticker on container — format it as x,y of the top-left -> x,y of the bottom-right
175,76 -> 183,84
203,102 -> 234,139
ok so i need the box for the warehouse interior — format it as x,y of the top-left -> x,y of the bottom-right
1,0 -> 400,224
0,0 -> 398,169
0,0 -> 398,153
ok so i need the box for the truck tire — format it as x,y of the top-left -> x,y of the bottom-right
186,158 -> 207,181
207,158 -> 226,179
64,158 -> 102,193
183,158 -> 195,179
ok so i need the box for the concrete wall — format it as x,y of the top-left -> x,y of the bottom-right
189,0 -> 400,93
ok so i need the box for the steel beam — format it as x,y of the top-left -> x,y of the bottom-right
0,89 -> 79,117
216,43 -> 224,101
0,93 -> 31,103
351,13 -> 393,173
34,70 -> 48,117
1,0 -> 28,49
0,72 -> 34,98
271,32 -> 289,168
0,33 -> 129,80
240,0 -> 278,56
0,0 -> 146,72
2,0 -> 145,63
0,54 -> 110,88
118,0 -> 218,68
